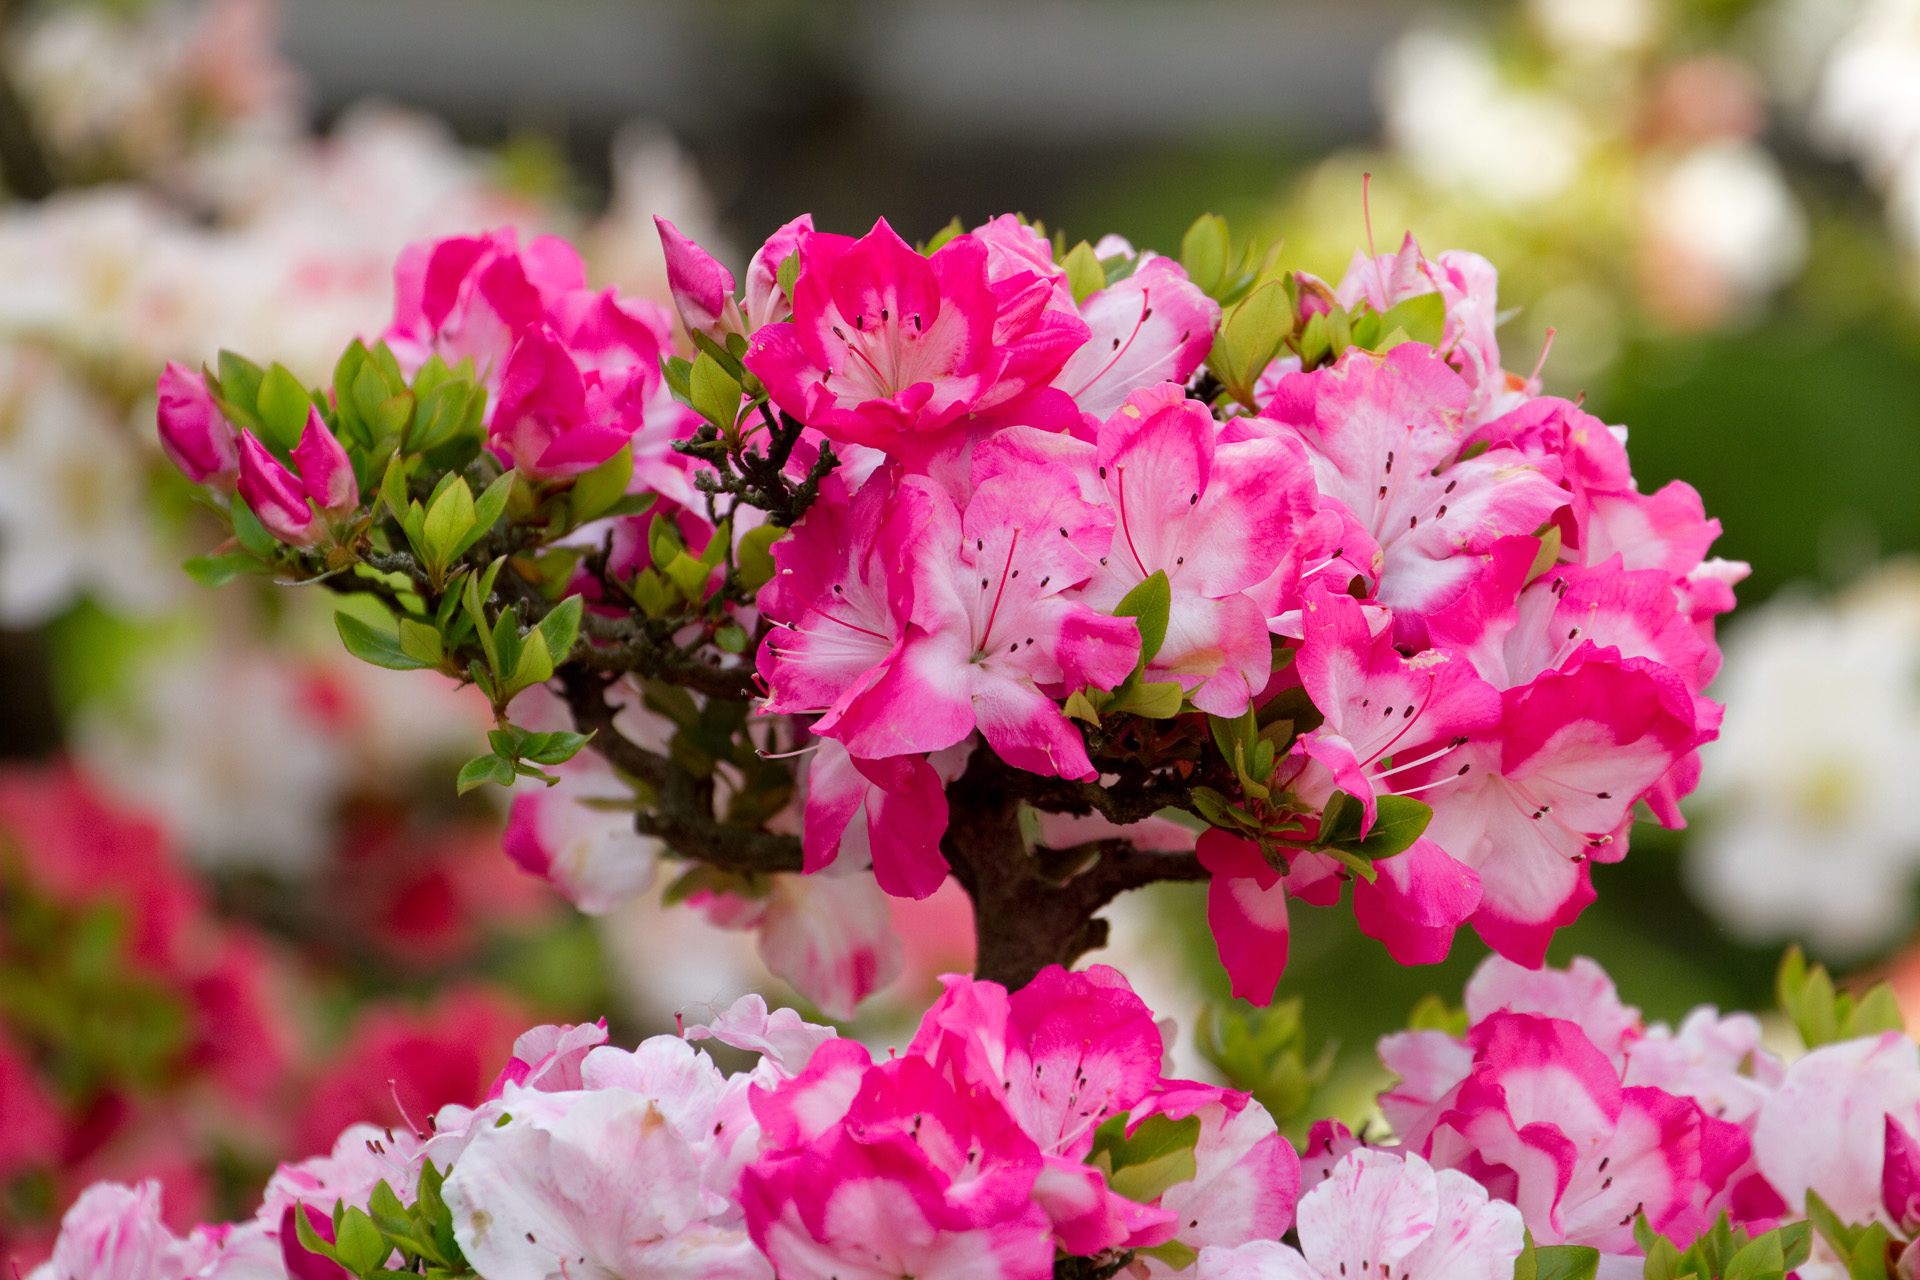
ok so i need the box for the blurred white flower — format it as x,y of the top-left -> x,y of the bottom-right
1689,564 -> 1920,957
1641,140 -> 1808,302
76,645 -> 348,874
1378,29 -> 1588,209
1812,0 -> 1920,185
1529,0 -> 1659,57
0,347 -> 173,622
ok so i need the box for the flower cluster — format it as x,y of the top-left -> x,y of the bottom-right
31,968 -> 1296,1280
732,217 -> 1740,1001
35,952 -> 1920,1280
151,205 -> 1744,1014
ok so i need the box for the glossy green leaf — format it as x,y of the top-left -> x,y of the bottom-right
571,443 -> 633,525
1380,291 -> 1446,349
1181,213 -> 1230,296
336,612 -> 432,671
1062,240 -> 1105,305
1113,569 -> 1171,666
256,363 -> 312,453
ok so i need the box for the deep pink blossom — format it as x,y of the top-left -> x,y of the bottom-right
1068,385 -> 1316,715
1426,1013 -> 1746,1253
155,362 -> 238,489
1286,586 -> 1502,833
744,215 -> 814,332
745,218 -> 1090,457
488,324 -> 643,481
1194,827 -> 1344,1005
820,466 -> 1138,780
235,411 -> 359,547
384,227 -> 586,390
802,737 -> 951,899
657,214 -> 743,341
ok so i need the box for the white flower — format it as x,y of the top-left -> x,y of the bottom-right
76,644 -> 348,874
1642,141 -> 1808,300
1689,564 -> 1920,956
1378,29 -> 1588,209
0,346 -> 173,623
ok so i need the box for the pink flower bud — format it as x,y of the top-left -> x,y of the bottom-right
292,406 -> 358,516
742,213 -> 813,331
155,361 -> 239,488
1887,1115 -> 1920,1234
236,431 -> 319,547
655,215 -> 741,341
279,1203 -> 351,1280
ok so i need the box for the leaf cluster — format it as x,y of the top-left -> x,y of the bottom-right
1635,1212 -> 1812,1280
290,1163 -> 472,1277
1776,945 -> 1904,1049
1195,997 -> 1334,1127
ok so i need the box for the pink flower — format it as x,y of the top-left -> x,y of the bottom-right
1053,255 -> 1221,419
385,227 -> 586,392
1286,586 -> 1501,835
235,412 -> 359,548
294,989 -> 525,1157
1255,345 -> 1566,639
27,1181 -> 217,1280
687,863 -> 905,1020
745,218 -> 1090,457
488,324 -> 644,482
0,1035 -> 60,1181
154,363 -> 238,489
1197,1148 -> 1523,1280
1334,234 -> 1520,425
1195,826 -> 1343,1005
818,464 -> 1138,780
485,1020 -> 611,1098
802,737 -> 951,900
1404,649 -> 1704,965
756,467 -> 929,726
1065,384 -> 1317,716
1425,1013 -> 1747,1253
742,1044 -> 1057,1280
1753,1032 -> 1920,1227
503,756 -> 659,914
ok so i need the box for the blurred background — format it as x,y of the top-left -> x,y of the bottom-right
1,0 -> 1919,1260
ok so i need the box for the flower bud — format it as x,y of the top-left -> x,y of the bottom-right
742,213 -> 813,332
155,361 -> 239,488
292,406 -> 358,517
655,215 -> 742,342
237,431 -> 319,546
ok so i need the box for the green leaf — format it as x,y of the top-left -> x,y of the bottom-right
289,1203 -> 338,1264
1063,688 -> 1103,725
1380,291 -> 1446,349
921,219 -> 963,256
334,1206 -> 389,1274
231,497 -> 277,557
379,454 -> 410,520
1350,794 -> 1433,859
408,379 -> 474,455
1212,280 -> 1294,408
256,363 -> 313,453
397,618 -> 445,667
336,612 -> 432,671
737,524 -> 783,593
1778,946 -> 1905,1048
1137,1241 -> 1199,1271
1113,569 -> 1172,666
571,444 -> 633,525
1105,679 -> 1184,720
510,628 -> 555,692
776,250 -> 801,302
1089,1112 -> 1201,1204
457,753 -> 516,795
1517,1232 -> 1601,1280
1180,213 -> 1230,297
456,469 -> 515,561
1406,993 -> 1468,1036
464,560 -> 505,674
1195,998 -> 1331,1126
181,551 -> 258,588
715,622 -> 749,653
537,595 -> 584,666
520,730 -> 593,766
216,350 -> 265,421
421,476 -> 477,570
688,351 -> 743,432
665,550 -> 713,601
1062,240 -> 1105,305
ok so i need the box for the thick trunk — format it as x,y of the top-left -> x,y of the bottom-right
941,749 -> 1209,992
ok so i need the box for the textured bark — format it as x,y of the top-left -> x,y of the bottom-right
943,749 -> 1206,991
